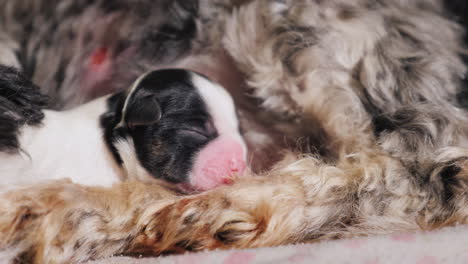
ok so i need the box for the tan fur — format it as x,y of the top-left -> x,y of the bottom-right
3,151 -> 468,263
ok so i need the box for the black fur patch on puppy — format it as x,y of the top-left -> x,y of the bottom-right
0,65 -> 48,152
101,69 -> 218,184
100,91 -> 126,165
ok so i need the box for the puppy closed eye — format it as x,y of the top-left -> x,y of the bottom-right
178,127 -> 210,141
178,119 -> 216,142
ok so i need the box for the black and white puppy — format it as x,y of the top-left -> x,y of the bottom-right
0,66 -> 247,191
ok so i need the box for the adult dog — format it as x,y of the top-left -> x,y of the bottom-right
2,0 -> 468,263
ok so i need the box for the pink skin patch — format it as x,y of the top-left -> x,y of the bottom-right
82,46 -> 116,98
191,136 -> 246,191
90,47 -> 109,67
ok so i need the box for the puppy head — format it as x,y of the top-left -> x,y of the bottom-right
102,69 -> 247,191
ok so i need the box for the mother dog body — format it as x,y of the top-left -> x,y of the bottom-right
2,0 -> 468,263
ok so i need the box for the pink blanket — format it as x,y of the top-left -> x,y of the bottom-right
90,225 -> 468,264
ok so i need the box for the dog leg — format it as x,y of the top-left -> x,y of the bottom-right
127,150 -> 468,254
0,154 -> 409,263
3,151 -> 468,263
0,177 -> 309,263
0,180 -> 176,263
126,176 -> 310,255
0,156 -> 342,263
125,155 -> 360,254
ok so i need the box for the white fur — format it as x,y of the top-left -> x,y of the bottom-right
191,73 -> 247,159
113,138 -> 153,182
0,96 -> 124,187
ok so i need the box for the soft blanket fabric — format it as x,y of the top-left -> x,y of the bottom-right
89,225 -> 468,264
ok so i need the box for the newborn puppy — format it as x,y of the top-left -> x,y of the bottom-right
0,67 -> 247,191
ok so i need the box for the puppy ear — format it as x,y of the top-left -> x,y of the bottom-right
124,91 -> 162,128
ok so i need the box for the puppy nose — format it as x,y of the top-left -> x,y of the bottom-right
230,156 -> 246,173
225,157 -> 247,185
191,136 -> 247,191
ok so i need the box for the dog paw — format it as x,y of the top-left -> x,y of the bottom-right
129,180 -> 306,255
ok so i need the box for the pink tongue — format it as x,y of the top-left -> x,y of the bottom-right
191,136 -> 246,191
